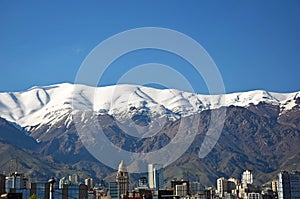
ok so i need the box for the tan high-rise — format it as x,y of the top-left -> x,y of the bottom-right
116,160 -> 129,198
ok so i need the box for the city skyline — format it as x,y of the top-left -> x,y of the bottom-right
2,166 -> 299,199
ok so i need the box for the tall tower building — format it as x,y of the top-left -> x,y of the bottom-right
278,171 -> 300,199
242,170 -> 253,185
116,160 -> 129,198
5,172 -> 28,192
59,177 -> 70,189
85,178 -> 94,190
217,177 -> 228,197
109,182 -> 119,199
69,174 -> 79,185
148,164 -> 164,190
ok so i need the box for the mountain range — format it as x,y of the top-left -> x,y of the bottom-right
0,83 -> 299,186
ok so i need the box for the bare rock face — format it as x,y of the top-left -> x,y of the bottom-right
0,84 -> 299,186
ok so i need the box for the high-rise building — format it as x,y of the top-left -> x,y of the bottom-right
271,179 -> 278,193
5,172 -> 28,193
116,160 -> 129,198
59,177 -> 70,189
217,177 -> 237,197
69,174 -> 79,185
175,182 -> 188,197
190,181 -> 202,195
242,170 -> 253,185
228,177 -> 239,187
148,164 -> 164,190
0,174 -> 5,195
138,177 -> 148,188
278,171 -> 300,199
148,164 -> 154,189
30,182 -> 50,199
85,178 -> 94,190
171,180 -> 189,196
62,184 -> 88,199
109,182 -> 119,199
217,177 -> 228,197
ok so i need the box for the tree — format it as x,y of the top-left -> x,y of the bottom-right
29,194 -> 43,199
29,194 -> 37,199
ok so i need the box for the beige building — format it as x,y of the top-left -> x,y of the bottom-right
116,160 -> 129,198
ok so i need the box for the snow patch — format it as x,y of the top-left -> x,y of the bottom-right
0,83 -> 298,128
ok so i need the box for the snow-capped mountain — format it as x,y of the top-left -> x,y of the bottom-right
0,83 -> 298,129
0,83 -> 299,185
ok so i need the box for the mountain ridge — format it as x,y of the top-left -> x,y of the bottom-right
0,83 -> 299,185
0,83 -> 298,128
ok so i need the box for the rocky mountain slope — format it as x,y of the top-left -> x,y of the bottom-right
0,83 -> 299,186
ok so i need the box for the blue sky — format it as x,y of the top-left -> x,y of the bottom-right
0,1 -> 299,94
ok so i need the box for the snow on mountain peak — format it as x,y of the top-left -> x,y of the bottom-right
0,83 -> 298,128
